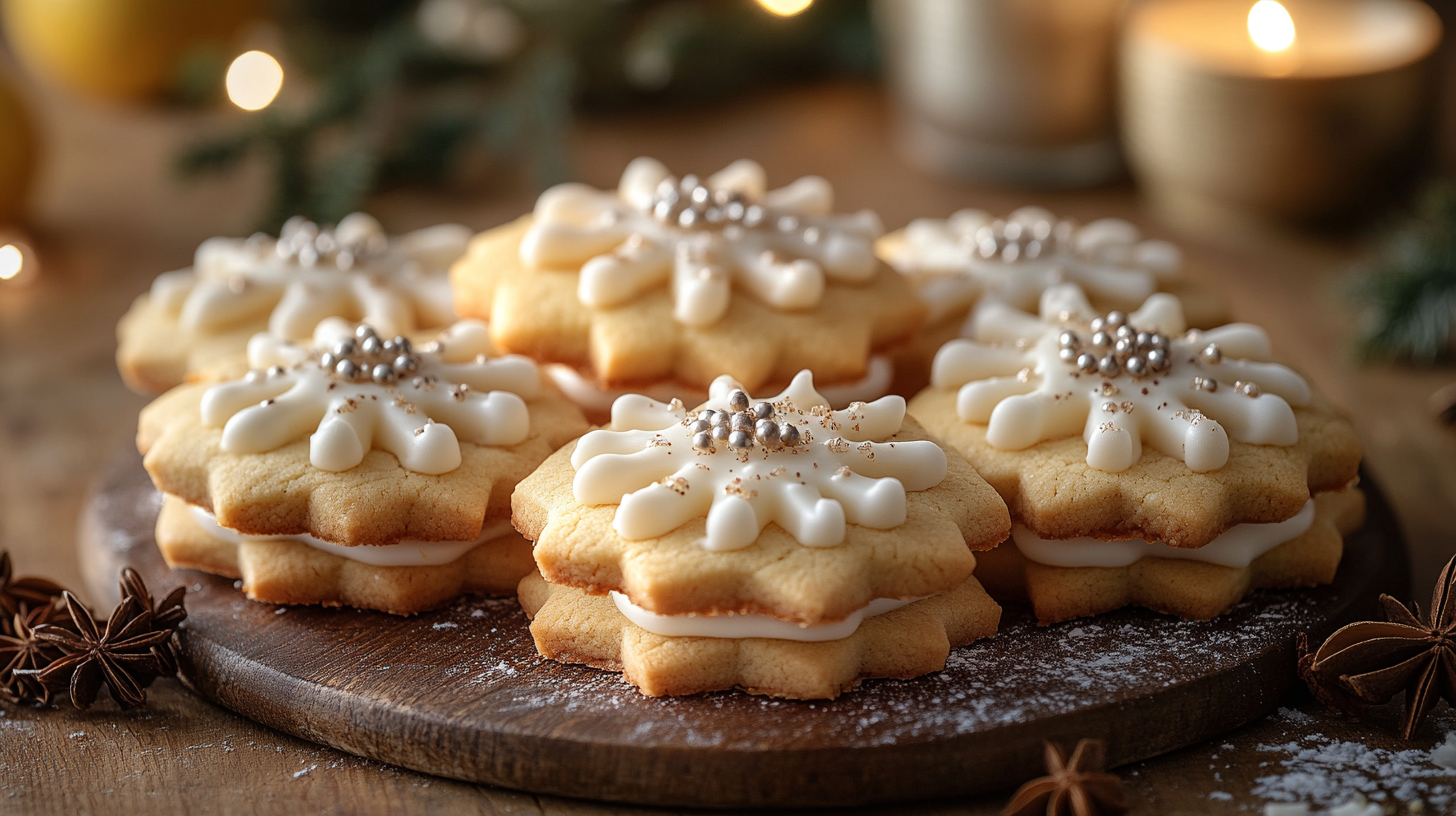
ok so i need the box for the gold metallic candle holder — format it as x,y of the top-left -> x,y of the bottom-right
1121,0 -> 1442,228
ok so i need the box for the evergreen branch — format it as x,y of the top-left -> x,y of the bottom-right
1351,184 -> 1456,363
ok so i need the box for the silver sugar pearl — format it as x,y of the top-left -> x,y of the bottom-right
1058,347 -> 1078,363
1240,381 -> 1261,398
779,423 -> 799,446
1149,333 -> 1168,350
333,339 -> 356,357
711,425 -> 730,442
381,339 -> 396,354
361,336 -> 383,356
709,410 -> 729,427
1114,338 -> 1136,359
393,336 -> 411,353
1090,317 -> 1106,334
692,432 -> 714,452
1125,355 -> 1148,377
691,418 -> 712,434
335,359 -> 360,379
1105,310 -> 1127,327
393,354 -> 418,375
731,412 -> 754,433
1057,331 -> 1080,349
319,352 -> 337,369
1147,349 -> 1170,371
1077,352 -> 1099,374
1115,324 -> 1135,340
727,389 -> 750,413
752,401 -> 774,420
1099,355 -> 1121,377
355,325 -> 377,340
1201,343 -> 1223,364
1091,331 -> 1111,349
1195,376 -> 1218,392
756,419 -> 780,441
1136,332 -> 1153,350
728,430 -> 754,450
371,364 -> 395,384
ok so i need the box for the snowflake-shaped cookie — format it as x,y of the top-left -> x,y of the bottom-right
513,372 -> 1010,624
521,157 -> 883,327
571,371 -> 948,551
930,284 -> 1310,474
153,213 -> 468,340
139,321 -> 590,546
880,206 -> 1181,328
201,319 -> 540,475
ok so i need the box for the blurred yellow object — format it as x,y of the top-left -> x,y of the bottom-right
1,0 -> 260,102
225,50 -> 283,111
0,71 -> 36,225
757,0 -> 813,16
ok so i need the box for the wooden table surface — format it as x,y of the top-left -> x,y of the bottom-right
2,78 -> 1455,814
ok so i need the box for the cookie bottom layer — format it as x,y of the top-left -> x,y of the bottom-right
156,494 -> 535,615
975,488 -> 1365,624
517,571 -> 1001,700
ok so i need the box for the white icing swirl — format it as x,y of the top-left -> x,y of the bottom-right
201,319 -> 541,475
184,499 -> 512,566
930,284 -> 1311,473
521,157 -> 883,327
153,213 -> 470,341
1013,499 -> 1315,569
544,355 -> 894,416
610,591 -> 922,641
570,371 -> 947,552
883,206 -> 1182,328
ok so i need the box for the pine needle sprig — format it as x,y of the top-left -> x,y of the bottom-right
1350,184 -> 1456,363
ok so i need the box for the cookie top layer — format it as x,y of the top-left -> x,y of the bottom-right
450,160 -> 926,392
513,371 -> 1010,625
139,321 -> 589,547
909,286 -> 1361,547
878,206 -> 1182,326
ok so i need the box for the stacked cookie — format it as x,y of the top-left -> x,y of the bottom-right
138,319 -> 589,614
449,158 -> 925,420
908,284 -> 1363,623
512,372 -> 1009,698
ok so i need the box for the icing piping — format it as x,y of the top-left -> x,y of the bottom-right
1012,499 -> 1316,569
543,355 -> 894,415
610,591 -> 922,642
202,318 -> 540,475
153,213 -> 469,341
570,371 -> 947,551
930,284 -> 1311,473
882,206 -> 1182,327
184,499 -> 512,566
521,157 -> 884,327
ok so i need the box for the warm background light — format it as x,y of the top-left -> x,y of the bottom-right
226,50 -> 284,111
1248,0 -> 1296,52
756,0 -> 813,18
0,244 -> 22,280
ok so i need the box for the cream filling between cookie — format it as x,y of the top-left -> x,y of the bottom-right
185,501 -> 512,566
545,355 -> 894,415
610,591 -> 924,642
1011,498 -> 1315,569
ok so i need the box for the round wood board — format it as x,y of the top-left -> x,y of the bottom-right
80,448 -> 1407,809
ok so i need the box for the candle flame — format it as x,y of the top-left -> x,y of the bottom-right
756,0 -> 813,17
1248,0 -> 1296,53
226,51 -> 284,112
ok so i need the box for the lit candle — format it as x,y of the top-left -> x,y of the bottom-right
1122,0 -> 1442,227
0,234 -> 39,288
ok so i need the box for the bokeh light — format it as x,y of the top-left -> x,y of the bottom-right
1248,1 -> 1296,52
226,51 -> 284,111
756,0 -> 813,18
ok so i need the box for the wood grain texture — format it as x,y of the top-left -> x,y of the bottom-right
79,447 -> 1406,809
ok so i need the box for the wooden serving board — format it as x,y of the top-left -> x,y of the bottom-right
79,448 -> 1407,809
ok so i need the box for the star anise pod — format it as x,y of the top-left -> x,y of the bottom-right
0,602 -> 70,705
28,592 -> 172,710
1300,554 -> 1456,739
0,552 -> 65,618
1002,739 -> 1127,816
119,567 -> 187,679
